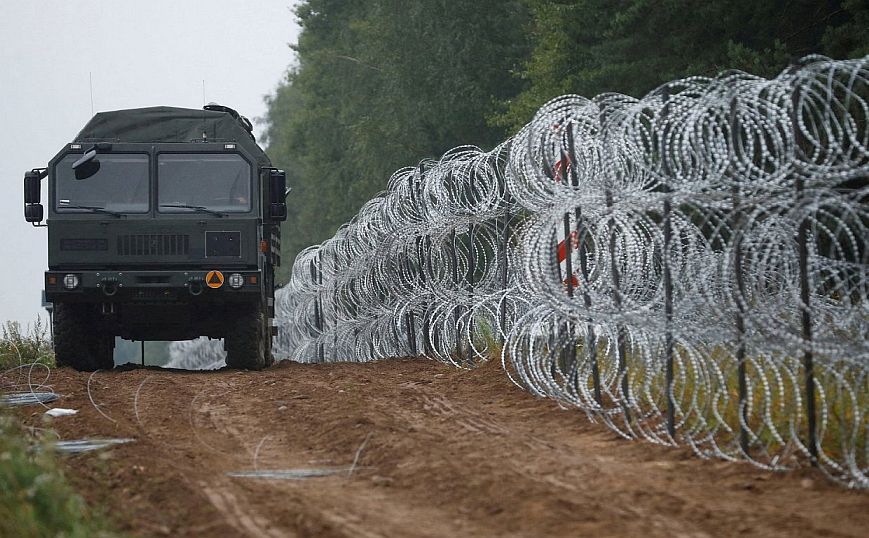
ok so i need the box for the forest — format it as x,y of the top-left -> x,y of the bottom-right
261,0 -> 869,280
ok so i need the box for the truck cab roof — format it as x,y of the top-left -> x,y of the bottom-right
73,106 -> 270,167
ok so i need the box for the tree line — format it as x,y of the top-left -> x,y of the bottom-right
262,0 -> 869,281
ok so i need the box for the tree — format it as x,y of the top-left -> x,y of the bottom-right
262,0 -> 869,280
495,0 -> 869,130
262,0 -> 530,280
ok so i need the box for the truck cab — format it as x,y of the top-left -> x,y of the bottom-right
23,105 -> 287,370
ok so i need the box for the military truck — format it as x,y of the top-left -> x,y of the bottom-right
23,105 -> 287,371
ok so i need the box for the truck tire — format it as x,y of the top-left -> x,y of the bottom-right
225,307 -> 272,370
53,303 -> 114,371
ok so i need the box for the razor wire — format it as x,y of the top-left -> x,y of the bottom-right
492,57 -> 869,488
165,338 -> 226,370
172,55 -> 868,487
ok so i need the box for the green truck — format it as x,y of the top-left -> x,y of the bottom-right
23,105 -> 287,371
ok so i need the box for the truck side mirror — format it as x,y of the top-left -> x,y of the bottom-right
269,203 -> 288,221
25,203 -> 44,223
24,169 -> 46,224
24,171 -> 41,204
268,169 -> 288,221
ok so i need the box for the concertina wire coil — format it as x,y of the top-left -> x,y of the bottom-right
174,56 -> 869,488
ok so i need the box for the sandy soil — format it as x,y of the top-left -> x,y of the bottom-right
11,358 -> 869,537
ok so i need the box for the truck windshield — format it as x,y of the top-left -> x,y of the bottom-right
55,154 -> 149,213
157,154 -> 251,214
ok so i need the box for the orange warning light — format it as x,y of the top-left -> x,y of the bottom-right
205,270 -> 224,289
247,275 -> 257,285
47,275 -> 57,285
260,240 -> 268,253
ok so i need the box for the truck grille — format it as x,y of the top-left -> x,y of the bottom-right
117,234 -> 189,256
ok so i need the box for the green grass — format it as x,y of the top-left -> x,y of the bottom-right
471,316 -> 502,363
0,319 -> 54,370
507,331 -> 866,474
1,319 -> 120,536
0,414 -> 119,537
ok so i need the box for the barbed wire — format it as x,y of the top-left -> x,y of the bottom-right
165,338 -> 226,370
178,56 -> 869,487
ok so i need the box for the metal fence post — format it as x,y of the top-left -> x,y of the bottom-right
498,194 -> 512,345
404,170 -> 419,357
606,188 -> 630,421
467,224 -> 476,365
792,93 -> 818,465
542,158 -> 567,379
659,90 -> 676,439
333,249 -> 338,358
730,98 -> 750,455
420,235 -> 432,356
318,251 -> 325,362
310,257 -> 324,362
464,169 -> 477,365
404,246 -> 418,357
406,304 -> 418,356
450,228 -> 462,361
351,277 -> 359,359
559,144 -> 577,387
567,127 -> 601,405
663,195 -> 676,439
797,184 -> 818,464
417,164 -> 433,358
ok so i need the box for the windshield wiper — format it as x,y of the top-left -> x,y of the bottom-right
58,203 -> 122,218
159,204 -> 225,217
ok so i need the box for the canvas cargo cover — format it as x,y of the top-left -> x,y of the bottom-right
74,106 -> 270,166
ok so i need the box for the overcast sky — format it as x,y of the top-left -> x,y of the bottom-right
0,1 -> 300,326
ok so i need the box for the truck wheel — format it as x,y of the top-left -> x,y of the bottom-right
225,307 -> 272,370
53,304 -> 114,371
92,335 -> 116,371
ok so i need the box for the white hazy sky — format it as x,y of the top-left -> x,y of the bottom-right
0,1 -> 300,326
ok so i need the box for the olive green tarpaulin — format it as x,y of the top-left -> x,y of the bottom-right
74,106 -> 270,166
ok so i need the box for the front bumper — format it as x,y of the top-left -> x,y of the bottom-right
45,269 -> 262,303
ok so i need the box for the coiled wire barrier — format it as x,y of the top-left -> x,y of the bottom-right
175,56 -> 869,487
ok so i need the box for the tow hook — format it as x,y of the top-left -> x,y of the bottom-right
187,278 -> 204,296
100,277 -> 119,297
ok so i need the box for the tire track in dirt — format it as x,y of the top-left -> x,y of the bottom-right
11,358 -> 869,537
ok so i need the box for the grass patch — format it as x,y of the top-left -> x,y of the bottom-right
1,319 -> 119,535
0,413 -> 119,537
0,319 -> 54,370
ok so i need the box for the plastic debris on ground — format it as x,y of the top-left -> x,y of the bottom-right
45,408 -> 78,417
0,392 -> 60,406
226,468 -> 353,480
53,438 -> 135,454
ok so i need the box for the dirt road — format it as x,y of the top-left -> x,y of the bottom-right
13,358 -> 868,537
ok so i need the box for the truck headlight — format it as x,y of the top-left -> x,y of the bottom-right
63,274 -> 80,290
228,273 -> 244,289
